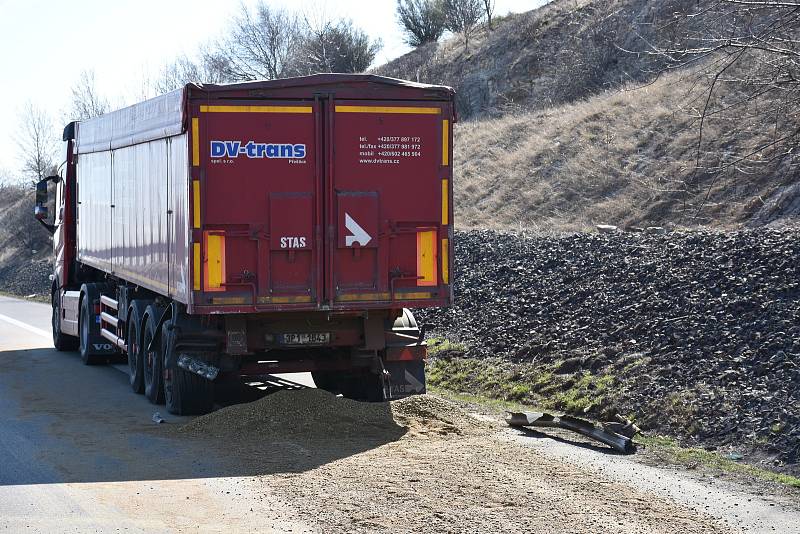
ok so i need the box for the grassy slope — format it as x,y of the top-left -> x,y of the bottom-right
451,71 -> 791,231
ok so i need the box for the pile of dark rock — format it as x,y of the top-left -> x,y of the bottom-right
418,229 -> 799,468
0,257 -> 51,297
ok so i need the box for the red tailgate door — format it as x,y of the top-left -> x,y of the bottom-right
328,101 -> 452,307
195,102 -> 320,308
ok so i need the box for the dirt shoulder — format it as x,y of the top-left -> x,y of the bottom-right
258,431 -> 728,534
173,390 -> 734,533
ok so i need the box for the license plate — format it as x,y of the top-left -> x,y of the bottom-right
279,332 -> 331,345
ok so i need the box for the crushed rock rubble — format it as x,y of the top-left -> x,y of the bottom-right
417,229 -> 800,468
0,258 -> 51,297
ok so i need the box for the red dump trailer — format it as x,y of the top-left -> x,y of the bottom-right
34,74 -> 455,414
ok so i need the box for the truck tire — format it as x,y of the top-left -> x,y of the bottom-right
52,290 -> 78,351
79,296 -> 105,365
162,322 -> 214,415
318,371 -> 385,402
339,372 -> 386,402
311,371 -> 339,392
126,300 -> 148,394
143,305 -> 165,404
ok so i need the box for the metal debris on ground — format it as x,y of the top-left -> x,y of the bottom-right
595,224 -> 618,234
152,412 -> 165,424
506,411 -> 637,454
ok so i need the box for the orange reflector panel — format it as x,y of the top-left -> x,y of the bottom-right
416,230 -> 437,286
204,232 -> 225,292
442,238 -> 450,285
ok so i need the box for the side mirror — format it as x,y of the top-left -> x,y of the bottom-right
33,176 -> 59,234
34,180 -> 49,221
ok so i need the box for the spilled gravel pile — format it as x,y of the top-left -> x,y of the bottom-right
418,229 -> 800,469
180,389 -> 480,441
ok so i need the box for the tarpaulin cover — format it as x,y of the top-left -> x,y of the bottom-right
75,88 -> 184,154
74,74 -> 454,155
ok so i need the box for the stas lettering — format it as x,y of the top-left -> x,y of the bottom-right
210,140 -> 306,159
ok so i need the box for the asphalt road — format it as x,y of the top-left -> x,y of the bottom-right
0,295 -> 312,532
1,294 -> 799,533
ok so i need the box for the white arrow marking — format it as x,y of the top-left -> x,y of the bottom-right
345,213 -> 372,247
404,369 -> 425,392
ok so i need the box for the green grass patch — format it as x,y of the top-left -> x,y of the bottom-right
426,337 -> 467,356
426,357 -> 617,413
428,385 -> 547,414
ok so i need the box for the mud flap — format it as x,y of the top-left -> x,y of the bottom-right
384,360 -> 426,399
81,283 -> 118,357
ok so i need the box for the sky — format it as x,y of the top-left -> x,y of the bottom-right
0,0 -> 546,177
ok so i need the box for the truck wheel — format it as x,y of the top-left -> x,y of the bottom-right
52,290 -> 78,351
143,305 -> 165,404
162,322 -> 214,415
126,301 -> 148,394
338,372 -> 386,402
79,296 -> 104,365
311,371 -> 339,392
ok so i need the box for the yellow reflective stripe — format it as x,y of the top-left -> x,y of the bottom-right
191,118 -> 200,166
397,291 -> 433,300
337,292 -> 392,302
335,291 -> 434,301
192,243 -> 201,291
205,233 -> 225,290
441,179 -> 449,225
199,105 -> 312,113
335,105 -> 441,114
192,180 -> 200,229
211,297 -> 248,305
270,295 -> 313,304
417,230 -> 437,286
441,238 -> 449,285
442,119 -> 449,166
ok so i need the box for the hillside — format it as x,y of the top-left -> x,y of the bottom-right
377,0 -> 800,230
0,185 -> 52,296
375,0 -> 675,117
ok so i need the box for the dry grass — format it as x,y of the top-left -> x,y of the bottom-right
451,67 -> 795,231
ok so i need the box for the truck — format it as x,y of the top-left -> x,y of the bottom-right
34,74 -> 455,415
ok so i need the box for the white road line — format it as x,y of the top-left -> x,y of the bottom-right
0,313 -> 51,340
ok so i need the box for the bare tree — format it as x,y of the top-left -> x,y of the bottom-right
156,52 -> 232,94
15,103 -> 58,185
68,70 -> 110,121
638,0 -> 800,217
396,0 -> 446,47
296,18 -> 382,74
0,167 -> 13,186
443,0 -> 484,51
482,0 -> 495,30
211,2 -> 303,81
